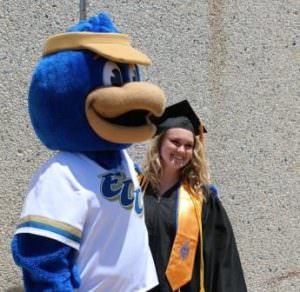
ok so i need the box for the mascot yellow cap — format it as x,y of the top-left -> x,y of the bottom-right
43,32 -> 151,65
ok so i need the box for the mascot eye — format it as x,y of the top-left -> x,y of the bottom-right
128,65 -> 140,82
103,61 -> 123,86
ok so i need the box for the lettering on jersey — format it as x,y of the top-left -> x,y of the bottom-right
100,172 -> 143,215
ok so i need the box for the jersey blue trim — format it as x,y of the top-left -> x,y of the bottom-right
17,221 -> 81,244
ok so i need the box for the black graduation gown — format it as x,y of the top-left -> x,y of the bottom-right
144,183 -> 247,292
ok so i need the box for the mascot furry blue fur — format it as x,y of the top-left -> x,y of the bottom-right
12,12 -> 165,291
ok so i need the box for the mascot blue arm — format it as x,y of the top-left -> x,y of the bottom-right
12,12 -> 165,291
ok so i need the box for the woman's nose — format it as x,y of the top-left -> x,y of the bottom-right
177,145 -> 185,153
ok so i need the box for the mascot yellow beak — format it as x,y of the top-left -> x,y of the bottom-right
85,82 -> 165,143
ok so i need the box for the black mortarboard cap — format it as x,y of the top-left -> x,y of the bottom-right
150,100 -> 207,136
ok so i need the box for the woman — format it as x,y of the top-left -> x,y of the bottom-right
142,100 -> 247,292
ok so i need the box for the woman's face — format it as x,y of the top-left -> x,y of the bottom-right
160,128 -> 194,171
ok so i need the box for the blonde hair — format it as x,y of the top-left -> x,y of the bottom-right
142,132 -> 210,200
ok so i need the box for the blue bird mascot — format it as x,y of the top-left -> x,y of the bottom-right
11,12 -> 165,292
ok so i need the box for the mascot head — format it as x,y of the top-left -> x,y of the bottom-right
29,12 -> 165,152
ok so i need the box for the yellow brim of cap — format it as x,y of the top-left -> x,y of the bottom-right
43,32 -> 151,65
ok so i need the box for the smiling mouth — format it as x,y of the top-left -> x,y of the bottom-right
171,155 -> 185,162
92,108 -> 150,127
173,156 -> 184,160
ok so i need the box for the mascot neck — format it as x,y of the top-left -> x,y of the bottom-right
83,150 -> 123,169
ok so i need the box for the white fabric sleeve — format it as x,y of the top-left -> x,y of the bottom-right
15,159 -> 89,250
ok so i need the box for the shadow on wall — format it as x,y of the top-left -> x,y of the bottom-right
6,287 -> 23,292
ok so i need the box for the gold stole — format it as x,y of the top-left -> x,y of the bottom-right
165,184 -> 205,292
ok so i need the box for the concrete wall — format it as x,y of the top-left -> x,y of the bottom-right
1,0 -> 299,291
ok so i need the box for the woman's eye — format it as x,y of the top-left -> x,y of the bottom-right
102,61 -> 123,86
128,65 -> 140,82
171,140 -> 180,146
